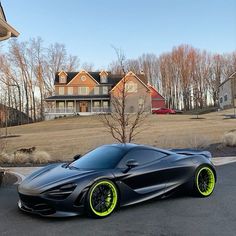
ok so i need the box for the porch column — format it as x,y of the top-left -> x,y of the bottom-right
65,100 -> 66,113
74,100 -> 76,113
91,100 -> 93,112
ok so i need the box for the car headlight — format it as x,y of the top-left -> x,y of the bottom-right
44,183 -> 77,200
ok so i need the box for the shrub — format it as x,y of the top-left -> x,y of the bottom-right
0,152 -> 10,165
12,152 -> 30,164
0,150 -> 52,165
222,130 -> 236,147
31,151 -> 52,164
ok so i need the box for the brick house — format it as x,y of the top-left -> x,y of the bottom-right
219,72 -> 236,109
44,70 -> 152,119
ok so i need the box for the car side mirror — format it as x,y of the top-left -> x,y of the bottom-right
126,159 -> 139,169
73,154 -> 81,161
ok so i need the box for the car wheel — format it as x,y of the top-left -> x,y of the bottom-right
194,166 -> 215,197
86,179 -> 118,218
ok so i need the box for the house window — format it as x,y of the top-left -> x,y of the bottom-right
138,98 -> 144,109
100,75 -> 107,83
58,102 -> 65,110
224,94 -> 228,102
59,74 -> 67,83
78,87 -> 89,95
103,101 -> 109,108
220,97 -> 223,103
68,87 -> 73,95
59,87 -> 64,95
67,102 -> 74,110
93,101 -> 100,107
94,87 -> 100,95
81,75 -> 86,82
125,81 -> 137,93
102,86 -> 108,94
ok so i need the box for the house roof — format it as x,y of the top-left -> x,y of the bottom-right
148,84 -> 165,100
110,71 -> 150,92
0,3 -> 7,21
219,71 -> 236,87
0,2 -> 19,39
54,71 -> 148,87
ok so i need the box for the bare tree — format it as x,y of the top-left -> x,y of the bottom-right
99,48 -> 149,143
81,62 -> 94,71
43,42 -> 79,97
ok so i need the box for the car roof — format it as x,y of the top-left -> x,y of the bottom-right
102,143 -> 173,155
102,143 -> 138,151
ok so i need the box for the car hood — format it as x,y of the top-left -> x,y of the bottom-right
18,163 -> 98,195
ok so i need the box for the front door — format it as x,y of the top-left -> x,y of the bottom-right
80,101 -> 88,112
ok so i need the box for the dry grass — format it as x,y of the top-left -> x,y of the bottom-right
0,150 -> 52,165
222,129 -> 236,147
31,151 -> 52,164
12,152 -> 29,164
0,152 -> 9,165
1,108 -> 236,161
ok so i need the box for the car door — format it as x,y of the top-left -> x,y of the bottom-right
115,149 -> 169,195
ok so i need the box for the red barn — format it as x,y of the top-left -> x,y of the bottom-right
148,85 -> 165,111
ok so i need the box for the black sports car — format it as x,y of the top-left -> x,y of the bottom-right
18,143 -> 216,218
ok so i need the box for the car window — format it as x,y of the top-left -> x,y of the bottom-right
117,149 -> 167,168
69,146 -> 126,169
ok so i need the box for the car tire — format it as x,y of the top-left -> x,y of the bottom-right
86,179 -> 118,218
193,165 -> 216,197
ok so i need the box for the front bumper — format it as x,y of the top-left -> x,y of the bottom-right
18,192 -> 86,217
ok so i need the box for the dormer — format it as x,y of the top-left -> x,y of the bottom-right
99,70 -> 108,83
58,70 -> 68,83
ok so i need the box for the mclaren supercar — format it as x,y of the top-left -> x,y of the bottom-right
18,143 -> 216,218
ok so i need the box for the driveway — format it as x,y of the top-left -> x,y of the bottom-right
0,163 -> 236,236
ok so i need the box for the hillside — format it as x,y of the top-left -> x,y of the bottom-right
1,109 -> 236,161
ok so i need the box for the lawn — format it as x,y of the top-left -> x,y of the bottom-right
1,109 -> 236,161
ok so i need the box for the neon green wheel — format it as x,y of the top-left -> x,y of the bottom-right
87,180 -> 118,218
195,166 -> 215,197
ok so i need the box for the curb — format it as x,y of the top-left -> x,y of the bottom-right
9,171 -> 25,185
212,156 -> 236,166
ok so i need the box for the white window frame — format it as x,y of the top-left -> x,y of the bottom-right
59,74 -> 67,83
125,81 -> 137,93
81,75 -> 86,82
58,87 -> 64,95
100,75 -> 107,83
78,87 -> 89,95
67,102 -> 74,111
102,86 -> 108,95
138,98 -> 144,109
93,101 -> 100,107
103,101 -> 109,108
58,102 -> 65,111
67,87 -> 73,95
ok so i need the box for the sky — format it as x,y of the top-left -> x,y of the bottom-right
1,0 -> 236,69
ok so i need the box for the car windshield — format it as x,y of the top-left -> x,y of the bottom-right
69,146 -> 126,169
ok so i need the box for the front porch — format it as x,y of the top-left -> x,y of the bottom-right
44,99 -> 111,119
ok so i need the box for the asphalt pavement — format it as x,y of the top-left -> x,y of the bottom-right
0,163 -> 236,236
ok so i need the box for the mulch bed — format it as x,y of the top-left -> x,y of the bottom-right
0,171 -> 18,187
